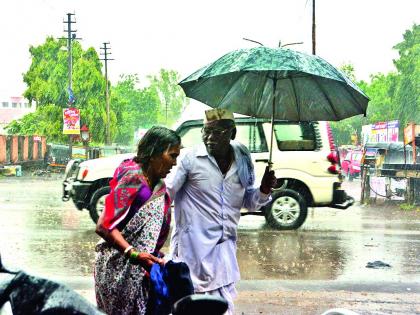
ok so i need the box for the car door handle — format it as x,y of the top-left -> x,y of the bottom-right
255,159 -> 269,163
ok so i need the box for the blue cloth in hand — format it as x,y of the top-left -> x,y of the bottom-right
149,261 -> 194,315
150,263 -> 170,313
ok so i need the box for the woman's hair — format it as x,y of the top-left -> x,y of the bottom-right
133,126 -> 181,167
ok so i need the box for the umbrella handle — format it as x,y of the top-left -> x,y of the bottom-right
268,78 -> 277,170
268,119 -> 274,170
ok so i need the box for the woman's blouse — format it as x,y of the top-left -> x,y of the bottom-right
102,159 -> 171,253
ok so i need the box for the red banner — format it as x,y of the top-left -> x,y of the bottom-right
63,108 -> 80,135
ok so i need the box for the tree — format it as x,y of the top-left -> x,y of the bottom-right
331,24 -> 420,145
360,73 -> 396,123
339,63 -> 356,82
10,38 -> 189,145
6,104 -> 64,140
148,69 -> 188,126
392,24 -> 420,127
110,74 -> 161,144
23,37 -> 69,107
330,63 -> 367,145
11,37 -> 109,143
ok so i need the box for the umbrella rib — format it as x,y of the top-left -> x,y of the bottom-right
289,76 -> 301,120
312,77 -> 340,120
338,82 -> 368,116
217,72 -> 247,109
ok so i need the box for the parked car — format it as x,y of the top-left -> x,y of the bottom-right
340,150 -> 362,181
63,118 -> 354,229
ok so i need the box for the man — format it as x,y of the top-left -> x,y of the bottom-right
166,109 -> 276,314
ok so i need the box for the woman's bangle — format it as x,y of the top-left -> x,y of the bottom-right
129,251 -> 139,264
123,245 -> 134,257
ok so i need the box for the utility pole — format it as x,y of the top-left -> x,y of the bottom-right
63,13 -> 78,158
312,0 -> 316,55
100,42 -> 114,145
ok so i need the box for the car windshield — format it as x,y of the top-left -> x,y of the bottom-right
353,153 -> 362,161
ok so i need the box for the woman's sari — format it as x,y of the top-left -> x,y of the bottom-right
94,160 -> 171,315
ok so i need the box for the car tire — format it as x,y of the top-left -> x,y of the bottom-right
264,189 -> 308,230
89,186 -> 110,223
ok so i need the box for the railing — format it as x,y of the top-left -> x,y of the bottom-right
0,135 -> 46,165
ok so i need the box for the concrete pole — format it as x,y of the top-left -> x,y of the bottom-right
312,0 -> 316,55
100,42 -> 113,145
66,13 -> 74,158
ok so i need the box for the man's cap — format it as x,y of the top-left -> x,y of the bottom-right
204,108 -> 234,123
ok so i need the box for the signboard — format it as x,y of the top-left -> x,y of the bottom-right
33,136 -> 41,142
63,108 -> 80,135
361,120 -> 399,144
404,123 -> 414,145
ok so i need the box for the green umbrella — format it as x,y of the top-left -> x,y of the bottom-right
179,46 -> 369,163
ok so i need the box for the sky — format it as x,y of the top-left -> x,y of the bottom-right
0,0 -> 419,98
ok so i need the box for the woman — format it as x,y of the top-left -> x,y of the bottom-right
94,126 -> 181,315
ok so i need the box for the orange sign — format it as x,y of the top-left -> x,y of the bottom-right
404,123 -> 414,145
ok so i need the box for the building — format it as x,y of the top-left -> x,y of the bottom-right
0,96 -> 36,134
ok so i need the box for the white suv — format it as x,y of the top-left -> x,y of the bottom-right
63,118 -> 354,229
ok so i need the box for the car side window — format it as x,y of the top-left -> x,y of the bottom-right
178,125 -> 203,148
235,123 -> 268,153
274,122 -> 316,151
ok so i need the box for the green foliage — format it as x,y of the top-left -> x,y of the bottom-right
110,74 -> 161,144
15,37 -> 108,143
148,69 -> 188,126
23,37 -> 69,106
9,35 -> 188,146
330,64 -> 368,145
331,24 -> 420,146
110,70 -> 187,144
5,104 -> 65,141
339,63 -> 356,82
392,24 -> 420,127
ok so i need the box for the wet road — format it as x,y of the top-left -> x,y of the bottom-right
0,175 -> 419,314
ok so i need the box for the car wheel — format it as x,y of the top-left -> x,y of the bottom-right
264,189 -> 308,230
89,186 -> 110,223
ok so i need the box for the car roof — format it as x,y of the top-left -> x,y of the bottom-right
175,117 -> 318,132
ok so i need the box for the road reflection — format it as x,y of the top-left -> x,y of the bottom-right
0,177 -> 418,284
238,230 -> 347,280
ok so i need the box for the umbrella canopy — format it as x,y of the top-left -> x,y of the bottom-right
179,46 -> 369,121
